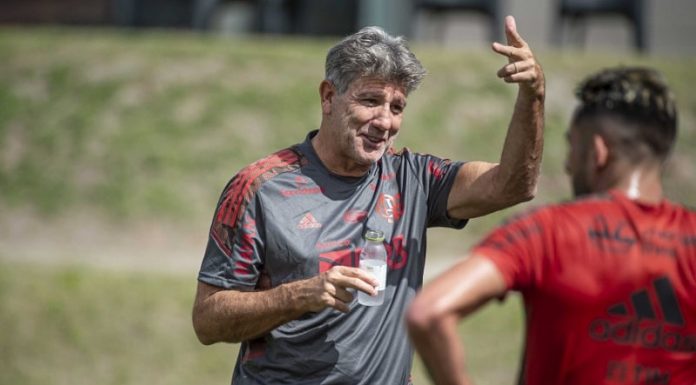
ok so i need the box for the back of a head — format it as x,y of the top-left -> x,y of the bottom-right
573,67 -> 678,163
325,26 -> 426,95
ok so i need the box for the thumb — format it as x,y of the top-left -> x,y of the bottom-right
505,15 -> 525,48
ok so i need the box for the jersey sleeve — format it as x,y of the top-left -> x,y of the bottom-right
198,179 -> 265,290
416,153 -> 466,228
471,208 -> 551,291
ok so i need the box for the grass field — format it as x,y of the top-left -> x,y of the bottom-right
0,260 -> 523,385
1,26 -> 695,385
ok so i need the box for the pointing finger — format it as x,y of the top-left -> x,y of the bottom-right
504,15 -> 526,48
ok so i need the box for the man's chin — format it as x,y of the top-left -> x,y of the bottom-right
354,157 -> 379,168
356,147 -> 386,163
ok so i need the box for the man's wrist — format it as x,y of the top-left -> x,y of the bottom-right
277,279 -> 310,315
520,65 -> 545,100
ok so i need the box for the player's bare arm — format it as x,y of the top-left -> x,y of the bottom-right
406,255 -> 507,385
447,15 -> 544,220
192,266 -> 378,344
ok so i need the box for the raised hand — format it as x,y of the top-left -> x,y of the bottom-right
491,15 -> 544,96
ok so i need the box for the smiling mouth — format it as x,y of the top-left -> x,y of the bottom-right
363,135 -> 386,146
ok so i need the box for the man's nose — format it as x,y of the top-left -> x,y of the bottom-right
371,105 -> 392,131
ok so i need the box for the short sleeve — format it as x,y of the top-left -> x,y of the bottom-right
471,209 -> 549,291
198,181 -> 265,290
408,151 -> 466,228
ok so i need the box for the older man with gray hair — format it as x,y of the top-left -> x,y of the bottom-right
192,15 -> 544,384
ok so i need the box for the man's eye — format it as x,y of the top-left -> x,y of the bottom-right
391,105 -> 404,114
362,98 -> 379,106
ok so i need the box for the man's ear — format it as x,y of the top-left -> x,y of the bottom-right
592,134 -> 610,170
319,80 -> 335,115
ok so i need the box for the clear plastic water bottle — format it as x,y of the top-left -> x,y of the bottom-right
358,229 -> 387,306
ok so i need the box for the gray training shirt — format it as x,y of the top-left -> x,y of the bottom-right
198,130 -> 466,384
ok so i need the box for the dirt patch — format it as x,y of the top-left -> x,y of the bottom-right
0,208 -> 208,276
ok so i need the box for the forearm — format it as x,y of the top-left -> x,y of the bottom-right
496,72 -> 545,202
410,315 -> 471,385
192,266 -> 377,344
407,256 -> 506,384
192,280 -> 309,344
446,64 -> 545,219
446,88 -> 544,219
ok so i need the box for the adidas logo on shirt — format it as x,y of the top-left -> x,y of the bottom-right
588,276 -> 695,352
298,212 -> 322,229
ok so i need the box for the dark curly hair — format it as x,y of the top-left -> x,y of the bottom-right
572,67 -> 678,161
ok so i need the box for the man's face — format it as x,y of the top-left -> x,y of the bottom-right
565,123 -> 594,197
325,77 -> 406,169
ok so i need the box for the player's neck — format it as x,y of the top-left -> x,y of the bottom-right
604,165 -> 664,204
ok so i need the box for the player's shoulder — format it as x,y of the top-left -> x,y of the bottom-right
559,191 -> 696,218
385,146 -> 457,171
667,200 -> 696,216
663,199 -> 696,227
503,193 -> 615,225
240,146 -> 302,179
229,146 -> 302,189
532,193 -> 620,225
553,192 -> 616,212
215,146 -> 304,226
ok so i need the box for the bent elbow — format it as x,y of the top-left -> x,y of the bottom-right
406,299 -> 441,339
194,330 -> 217,346
197,335 -> 216,346
518,183 -> 537,203
193,312 -> 246,345
192,315 -> 215,345
501,176 -> 538,207
192,305 -> 228,345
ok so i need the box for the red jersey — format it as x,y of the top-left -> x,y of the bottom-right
473,190 -> 696,385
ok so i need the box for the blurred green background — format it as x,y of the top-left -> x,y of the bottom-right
1,27 -> 695,385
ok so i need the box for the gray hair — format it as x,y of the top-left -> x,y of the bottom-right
325,26 -> 426,95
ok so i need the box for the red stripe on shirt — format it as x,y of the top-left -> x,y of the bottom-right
217,148 -> 300,229
210,148 -> 301,259
234,261 -> 252,275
